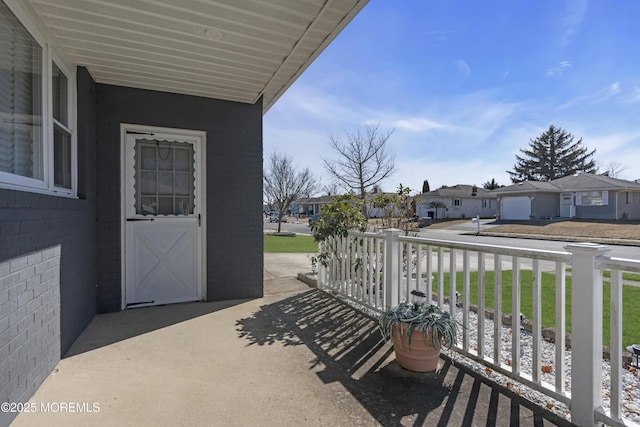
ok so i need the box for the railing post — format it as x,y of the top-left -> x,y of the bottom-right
384,228 -> 402,309
565,243 -> 610,427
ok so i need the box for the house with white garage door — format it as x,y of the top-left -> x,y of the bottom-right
417,184 -> 497,219
494,173 -> 640,220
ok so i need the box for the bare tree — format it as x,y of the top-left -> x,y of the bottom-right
598,161 -> 627,178
322,124 -> 395,216
322,181 -> 341,196
264,151 -> 318,233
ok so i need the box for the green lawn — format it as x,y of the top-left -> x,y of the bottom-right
264,234 -> 318,253
567,268 -> 640,282
439,270 -> 640,348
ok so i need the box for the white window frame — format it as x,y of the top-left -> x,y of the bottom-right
453,199 -> 461,207
0,0 -> 77,197
49,52 -> 77,195
578,190 -> 608,206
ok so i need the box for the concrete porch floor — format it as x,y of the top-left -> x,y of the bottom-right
12,256 -> 575,426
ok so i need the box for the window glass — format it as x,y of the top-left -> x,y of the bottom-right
53,125 -> 71,188
580,191 -> 603,206
135,139 -> 195,215
0,1 -> 43,179
52,62 -> 67,126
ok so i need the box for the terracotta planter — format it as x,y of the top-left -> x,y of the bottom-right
392,323 -> 441,372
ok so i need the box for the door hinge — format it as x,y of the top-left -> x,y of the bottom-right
198,213 -> 201,226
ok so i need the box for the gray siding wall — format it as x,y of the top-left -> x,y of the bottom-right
614,191 -> 640,220
0,66 -> 97,426
576,190 -> 617,219
95,84 -> 263,312
531,193 -> 558,219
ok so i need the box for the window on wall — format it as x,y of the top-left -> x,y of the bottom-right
577,191 -> 608,206
52,62 -> 72,189
625,191 -> 631,205
453,199 -> 461,207
482,199 -> 491,208
0,1 -> 43,181
0,1 -> 76,195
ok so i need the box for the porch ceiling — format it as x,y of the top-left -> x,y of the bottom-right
27,0 -> 368,113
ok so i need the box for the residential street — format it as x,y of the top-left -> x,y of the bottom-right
265,218 -> 640,260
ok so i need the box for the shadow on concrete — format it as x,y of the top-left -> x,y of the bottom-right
236,289 -> 575,426
64,299 -> 247,357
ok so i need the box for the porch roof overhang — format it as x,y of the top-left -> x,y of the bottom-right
24,0 -> 368,114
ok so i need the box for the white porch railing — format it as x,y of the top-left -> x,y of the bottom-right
317,228 -> 640,427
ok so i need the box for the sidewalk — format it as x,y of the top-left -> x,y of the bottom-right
11,255 -> 574,427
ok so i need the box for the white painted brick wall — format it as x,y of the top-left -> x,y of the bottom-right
0,245 -> 60,425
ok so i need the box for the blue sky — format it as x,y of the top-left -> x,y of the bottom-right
264,0 -> 640,195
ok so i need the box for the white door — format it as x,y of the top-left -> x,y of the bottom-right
501,196 -> 531,220
122,128 -> 205,308
560,193 -> 572,217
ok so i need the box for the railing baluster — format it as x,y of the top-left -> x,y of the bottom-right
555,261 -> 566,394
405,242 -> 412,299
366,237 -> 373,306
610,268 -> 623,420
438,247 -> 444,306
511,256 -> 521,374
398,241 -> 404,302
478,252 -> 485,359
375,238 -> 381,308
462,250 -> 470,352
532,259 -> 542,384
347,236 -> 353,296
494,254 -> 502,365
416,243 -> 422,290
450,248 -> 457,315
426,245 -> 433,304
358,237 -> 364,301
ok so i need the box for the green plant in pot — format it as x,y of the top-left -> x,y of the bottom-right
379,290 -> 459,372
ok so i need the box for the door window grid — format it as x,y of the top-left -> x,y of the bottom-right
134,139 -> 194,216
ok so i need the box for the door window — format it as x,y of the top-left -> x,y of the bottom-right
134,139 -> 194,215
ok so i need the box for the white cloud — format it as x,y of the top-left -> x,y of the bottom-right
559,0 -> 588,47
455,59 -> 471,85
558,81 -> 621,109
582,131 -> 640,157
382,117 -> 451,133
546,61 -> 572,77
589,82 -> 622,104
622,86 -> 640,104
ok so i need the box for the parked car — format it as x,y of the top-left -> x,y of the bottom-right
269,212 -> 287,223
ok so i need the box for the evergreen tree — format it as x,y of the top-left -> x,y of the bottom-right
507,125 -> 596,183
422,179 -> 430,193
482,178 -> 501,190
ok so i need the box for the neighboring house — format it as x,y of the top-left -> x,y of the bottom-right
417,185 -> 497,219
366,186 -> 401,218
494,172 -> 640,220
294,195 -> 336,216
0,0 -> 368,423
